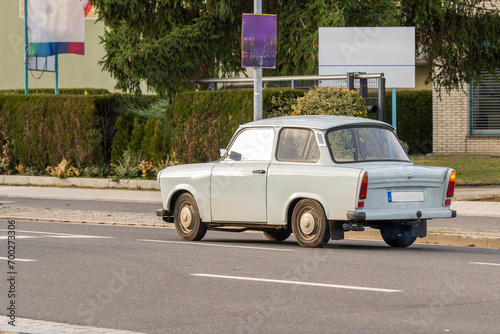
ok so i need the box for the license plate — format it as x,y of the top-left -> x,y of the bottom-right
388,191 -> 424,202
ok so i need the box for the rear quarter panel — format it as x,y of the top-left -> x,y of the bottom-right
267,164 -> 363,224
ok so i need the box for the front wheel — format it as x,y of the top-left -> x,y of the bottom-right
380,224 -> 416,247
291,199 -> 329,248
173,193 -> 207,241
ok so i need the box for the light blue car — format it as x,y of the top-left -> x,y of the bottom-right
157,115 -> 456,248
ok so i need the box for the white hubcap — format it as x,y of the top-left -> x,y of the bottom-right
180,206 -> 193,229
300,211 -> 316,235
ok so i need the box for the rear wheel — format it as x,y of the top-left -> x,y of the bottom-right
292,199 -> 329,248
380,224 -> 416,247
263,230 -> 291,241
173,193 -> 207,241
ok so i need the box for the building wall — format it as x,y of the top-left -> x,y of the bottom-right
0,0 -> 118,92
433,86 -> 500,156
415,64 -> 432,91
432,0 -> 500,156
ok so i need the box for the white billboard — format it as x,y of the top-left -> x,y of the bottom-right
319,27 -> 415,88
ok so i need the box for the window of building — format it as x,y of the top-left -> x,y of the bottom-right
470,70 -> 500,135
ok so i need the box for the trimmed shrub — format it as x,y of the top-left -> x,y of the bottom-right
168,89 -> 305,164
292,86 -> 367,117
0,88 -> 110,95
0,93 -> 163,171
0,95 -> 102,170
110,117 -> 130,164
385,90 -> 432,154
128,117 -> 144,154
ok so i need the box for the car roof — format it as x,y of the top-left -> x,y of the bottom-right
240,115 -> 393,130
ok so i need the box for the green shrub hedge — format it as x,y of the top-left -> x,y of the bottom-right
0,95 -> 101,170
0,93 -> 163,173
0,88 -> 110,95
385,90 -> 432,155
0,88 -> 431,176
168,89 -> 305,163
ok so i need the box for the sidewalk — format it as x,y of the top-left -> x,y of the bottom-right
1,182 -> 499,249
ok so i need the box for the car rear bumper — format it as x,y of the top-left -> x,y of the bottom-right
347,209 -> 456,221
156,209 -> 173,222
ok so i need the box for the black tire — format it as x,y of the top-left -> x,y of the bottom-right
173,193 -> 207,241
263,230 -> 292,242
291,199 -> 329,248
380,224 -> 417,247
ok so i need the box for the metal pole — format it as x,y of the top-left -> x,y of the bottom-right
24,0 -> 29,94
253,0 -> 263,121
392,87 -> 397,133
55,54 -> 59,94
347,72 -> 354,91
377,75 -> 385,122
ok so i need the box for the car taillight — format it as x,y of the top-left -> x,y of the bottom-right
358,172 -> 368,208
360,172 -> 368,200
446,170 -> 456,198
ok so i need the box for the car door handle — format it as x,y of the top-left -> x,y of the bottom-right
252,169 -> 266,175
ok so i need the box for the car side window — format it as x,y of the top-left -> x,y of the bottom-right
328,129 -> 355,161
277,128 -> 320,162
226,128 -> 274,161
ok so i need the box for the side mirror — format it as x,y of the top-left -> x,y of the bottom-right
220,149 -> 227,158
229,151 -> 242,161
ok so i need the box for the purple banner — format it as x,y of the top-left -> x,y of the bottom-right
242,14 -> 277,69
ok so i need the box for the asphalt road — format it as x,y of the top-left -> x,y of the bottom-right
1,219 -> 499,334
2,196 -> 499,231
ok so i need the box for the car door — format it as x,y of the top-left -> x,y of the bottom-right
211,127 -> 274,223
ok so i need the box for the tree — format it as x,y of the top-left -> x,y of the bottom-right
91,0 -> 248,96
265,0 -> 402,77
93,1 -> 499,95
402,0 -> 500,93
92,0 -> 400,96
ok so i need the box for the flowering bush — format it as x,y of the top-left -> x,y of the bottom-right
46,158 -> 80,178
291,87 -> 367,118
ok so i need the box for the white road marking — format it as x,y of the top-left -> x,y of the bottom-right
0,228 -> 114,239
0,316 -> 145,333
139,239 -> 295,252
191,274 -> 402,293
46,235 -> 114,239
0,257 -> 36,262
469,262 -> 500,266
0,235 -> 39,239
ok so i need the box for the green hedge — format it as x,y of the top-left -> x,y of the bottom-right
0,88 -> 110,95
0,88 -> 431,175
0,93 -> 163,173
385,90 -> 432,155
0,95 -> 101,170
168,89 -> 305,163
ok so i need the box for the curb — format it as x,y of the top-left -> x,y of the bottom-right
345,228 -> 500,249
0,175 -> 159,190
0,215 -> 170,227
3,215 -> 499,249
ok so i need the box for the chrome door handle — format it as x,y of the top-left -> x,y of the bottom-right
252,169 -> 266,174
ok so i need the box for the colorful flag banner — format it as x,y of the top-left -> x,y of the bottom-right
242,14 -> 277,69
27,0 -> 88,57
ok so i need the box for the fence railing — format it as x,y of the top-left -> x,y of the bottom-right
195,73 -> 386,121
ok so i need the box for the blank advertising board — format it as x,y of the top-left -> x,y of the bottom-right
319,27 -> 415,88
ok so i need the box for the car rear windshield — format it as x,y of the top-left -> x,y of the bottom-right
326,126 -> 410,163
